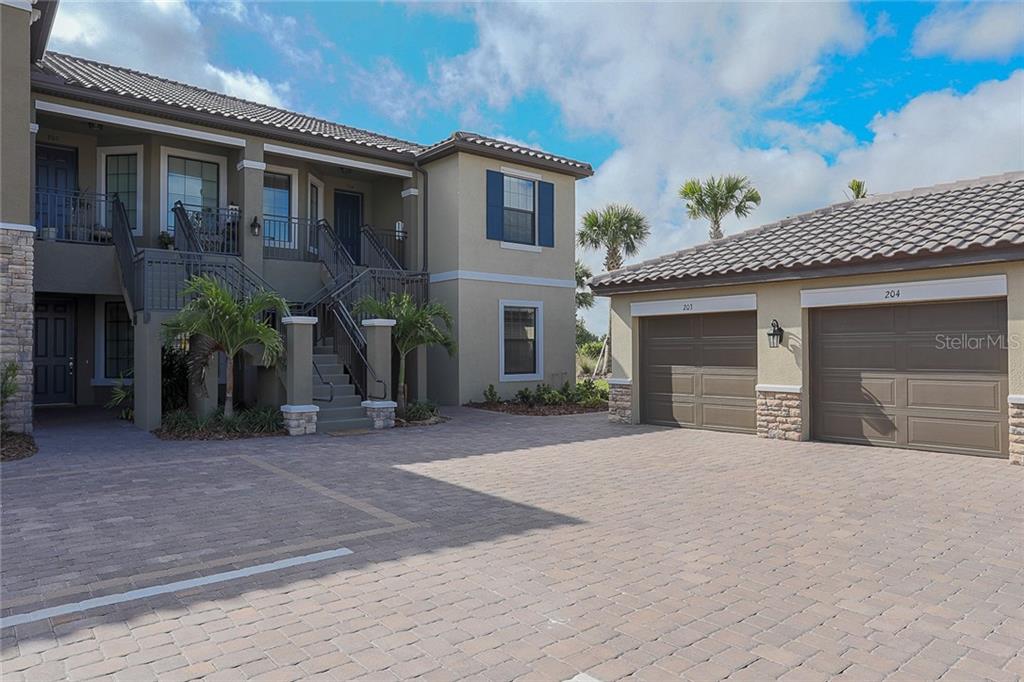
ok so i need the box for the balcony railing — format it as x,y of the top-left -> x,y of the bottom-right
35,188 -> 120,244
263,215 -> 320,261
174,203 -> 241,255
360,226 -> 407,270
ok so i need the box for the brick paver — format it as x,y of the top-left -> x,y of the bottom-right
2,407 -> 1022,680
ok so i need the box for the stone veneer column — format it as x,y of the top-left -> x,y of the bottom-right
281,316 -> 318,436
756,386 -> 804,441
1010,396 -> 1024,465
607,379 -> 633,424
361,319 -> 396,429
0,227 -> 34,433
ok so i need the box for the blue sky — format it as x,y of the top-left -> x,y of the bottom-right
51,1 -> 1024,331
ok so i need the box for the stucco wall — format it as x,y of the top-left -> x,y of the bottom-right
1,3 -> 32,227
608,260 -> 1024,426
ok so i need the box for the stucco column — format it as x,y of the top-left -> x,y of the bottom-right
401,184 -> 420,270
133,312 -> 168,431
188,337 -> 218,418
237,141 -> 265,273
1007,268 -> 1024,464
362,318 -> 397,428
281,316 -> 318,435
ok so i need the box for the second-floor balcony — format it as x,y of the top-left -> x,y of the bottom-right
34,188 -> 116,244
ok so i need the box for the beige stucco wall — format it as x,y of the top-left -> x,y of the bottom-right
609,260 -> 1024,426
1,3 -> 32,227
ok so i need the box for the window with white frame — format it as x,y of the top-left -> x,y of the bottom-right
104,301 -> 133,379
166,155 -> 219,230
502,175 -> 535,244
500,300 -> 543,381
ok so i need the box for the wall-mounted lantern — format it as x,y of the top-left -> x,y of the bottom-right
767,319 -> 784,348
249,216 -> 261,237
394,220 -> 406,241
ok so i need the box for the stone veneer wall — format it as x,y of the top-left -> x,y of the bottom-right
608,381 -> 632,424
1010,399 -> 1024,465
0,228 -> 34,433
362,401 -> 396,430
281,407 -> 318,436
756,390 -> 803,441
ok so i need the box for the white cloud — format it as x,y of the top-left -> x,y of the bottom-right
912,3 -> 1024,61
50,0 -> 289,107
762,121 -> 856,155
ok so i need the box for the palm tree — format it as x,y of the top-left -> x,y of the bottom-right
575,259 -> 595,310
577,203 -> 651,374
162,275 -> 287,419
353,293 -> 455,416
678,175 -> 761,240
847,178 -> 868,199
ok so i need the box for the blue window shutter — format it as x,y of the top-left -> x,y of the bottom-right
537,181 -> 554,247
486,170 -> 503,241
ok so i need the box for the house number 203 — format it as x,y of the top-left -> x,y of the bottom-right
680,303 -> 694,311
884,288 -> 901,299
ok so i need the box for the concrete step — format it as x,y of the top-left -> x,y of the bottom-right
314,393 -> 362,408
317,405 -> 367,421
313,383 -> 356,400
318,416 -> 373,432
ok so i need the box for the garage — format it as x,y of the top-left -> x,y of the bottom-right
640,311 -> 757,432
811,298 -> 1009,457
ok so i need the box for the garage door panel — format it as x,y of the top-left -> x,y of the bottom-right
645,396 -> 696,427
905,299 -> 1006,333
701,311 -> 756,337
702,344 -> 756,368
645,369 -> 696,396
906,341 -> 1008,373
815,342 -> 899,371
815,408 -> 898,444
906,378 -> 1003,411
817,374 -> 897,407
817,306 -> 897,334
907,417 -> 1003,455
703,404 -> 757,432
702,373 -> 757,400
644,340 -> 699,366
645,315 -> 698,338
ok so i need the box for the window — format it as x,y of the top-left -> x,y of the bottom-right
309,182 -> 320,222
500,300 -> 543,381
105,153 -> 138,231
104,302 -> 133,379
263,172 -> 292,246
166,156 -> 219,231
502,175 -> 535,244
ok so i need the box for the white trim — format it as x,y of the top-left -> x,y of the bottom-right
1009,395 -> 1024,405
607,378 -> 632,386
500,165 -> 543,181
0,547 -> 353,629
36,100 -> 246,147
400,188 -> 420,198
236,159 -> 266,172
756,384 -> 802,394
97,145 -> 145,237
499,299 -> 544,382
159,146 -> 229,233
430,270 -> 574,289
0,1 -> 32,12
631,293 -> 757,318
280,404 -> 320,413
264,142 -> 413,178
281,316 -> 317,325
800,274 -> 1007,308
308,173 -> 325,222
362,400 -> 398,409
0,222 -> 35,232
361,319 -> 396,327
500,241 -> 542,253
29,123 -> 39,134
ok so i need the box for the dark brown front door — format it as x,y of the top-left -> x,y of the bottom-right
34,299 -> 76,405
640,311 -> 757,433
811,299 -> 1009,457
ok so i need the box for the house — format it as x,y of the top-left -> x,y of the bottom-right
591,174 -> 1024,463
0,1 -> 591,434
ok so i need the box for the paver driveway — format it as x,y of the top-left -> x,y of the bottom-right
2,407 -> 1023,681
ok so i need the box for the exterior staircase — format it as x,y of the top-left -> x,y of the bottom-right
313,342 -> 373,432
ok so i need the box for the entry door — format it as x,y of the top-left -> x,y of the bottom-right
334,191 -> 363,263
34,299 -> 76,405
35,145 -> 78,237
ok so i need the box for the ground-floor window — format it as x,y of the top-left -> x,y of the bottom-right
104,302 -> 133,379
500,300 -> 543,381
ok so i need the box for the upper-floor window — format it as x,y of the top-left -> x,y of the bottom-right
502,176 -> 535,245
263,172 -> 293,247
166,156 -> 218,230
105,153 -> 138,231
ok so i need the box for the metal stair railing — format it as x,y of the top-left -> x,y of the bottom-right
110,195 -> 142,312
360,225 -> 404,270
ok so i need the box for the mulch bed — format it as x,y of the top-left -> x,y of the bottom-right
465,402 -> 607,416
1,432 -> 38,461
395,415 -> 451,428
153,429 -> 286,441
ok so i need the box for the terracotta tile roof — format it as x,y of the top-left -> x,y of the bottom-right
592,172 -> 1024,291
34,52 -> 592,175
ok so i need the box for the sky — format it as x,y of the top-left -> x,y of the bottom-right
49,1 -> 1024,333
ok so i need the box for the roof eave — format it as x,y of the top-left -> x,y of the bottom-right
30,1 -> 59,63
590,246 -> 1024,296
417,138 -> 594,179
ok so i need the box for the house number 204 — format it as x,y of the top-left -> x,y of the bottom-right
884,288 -> 901,299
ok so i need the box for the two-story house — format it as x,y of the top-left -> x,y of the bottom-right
0,0 -> 592,434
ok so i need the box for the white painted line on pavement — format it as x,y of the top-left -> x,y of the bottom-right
0,547 -> 353,629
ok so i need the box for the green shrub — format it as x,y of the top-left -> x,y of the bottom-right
514,387 -> 535,406
578,340 -> 604,359
404,400 -> 439,422
535,383 -> 566,406
159,406 -> 282,438
161,346 -> 189,412
482,384 -> 500,404
576,352 -> 597,377
161,408 -> 198,435
238,406 -> 284,433
105,372 -> 135,422
574,378 -> 609,405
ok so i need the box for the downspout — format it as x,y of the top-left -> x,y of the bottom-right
414,158 -> 428,272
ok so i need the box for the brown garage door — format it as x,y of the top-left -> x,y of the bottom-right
640,311 -> 757,433
812,299 -> 1009,457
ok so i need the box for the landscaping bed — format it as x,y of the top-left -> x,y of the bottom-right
467,402 -> 606,416
466,379 -> 609,416
154,407 -> 286,440
1,432 -> 38,461
395,400 -> 450,427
